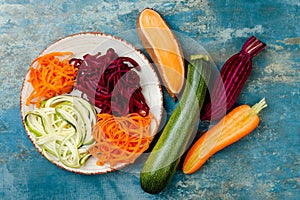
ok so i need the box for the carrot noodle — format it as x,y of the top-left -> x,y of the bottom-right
26,52 -> 78,108
89,113 -> 158,168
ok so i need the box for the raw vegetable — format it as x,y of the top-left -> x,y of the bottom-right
183,98 -> 267,174
140,54 -> 211,194
89,113 -> 158,168
137,8 -> 185,99
26,52 -> 78,108
24,95 -> 97,168
201,36 -> 266,121
73,48 -> 149,117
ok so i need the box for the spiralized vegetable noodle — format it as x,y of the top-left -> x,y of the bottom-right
26,52 -> 78,108
89,113 -> 157,168
24,95 -> 97,168
73,48 -> 150,117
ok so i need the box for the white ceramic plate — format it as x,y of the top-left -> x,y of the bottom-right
20,32 -> 163,174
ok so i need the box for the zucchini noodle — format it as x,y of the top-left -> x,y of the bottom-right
25,95 -> 97,168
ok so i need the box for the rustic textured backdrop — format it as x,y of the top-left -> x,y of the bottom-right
0,0 -> 299,199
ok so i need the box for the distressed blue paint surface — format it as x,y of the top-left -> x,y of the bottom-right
0,0 -> 299,199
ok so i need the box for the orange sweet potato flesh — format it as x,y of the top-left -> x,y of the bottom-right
136,8 -> 185,99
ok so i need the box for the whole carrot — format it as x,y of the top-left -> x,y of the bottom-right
183,98 -> 267,174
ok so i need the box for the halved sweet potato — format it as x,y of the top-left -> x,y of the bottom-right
136,8 -> 185,99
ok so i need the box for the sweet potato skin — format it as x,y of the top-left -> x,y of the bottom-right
136,8 -> 185,100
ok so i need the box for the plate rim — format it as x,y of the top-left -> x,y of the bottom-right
19,31 -> 163,175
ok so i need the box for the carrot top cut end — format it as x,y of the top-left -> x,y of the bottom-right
252,98 -> 267,114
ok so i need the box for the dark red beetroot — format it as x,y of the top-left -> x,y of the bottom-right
71,48 -> 149,117
201,36 -> 267,121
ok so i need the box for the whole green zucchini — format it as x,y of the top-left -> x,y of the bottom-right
140,54 -> 211,194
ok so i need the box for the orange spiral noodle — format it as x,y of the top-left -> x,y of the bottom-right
25,52 -> 77,108
89,113 -> 157,168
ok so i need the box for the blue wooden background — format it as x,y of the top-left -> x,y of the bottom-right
0,0 -> 299,199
